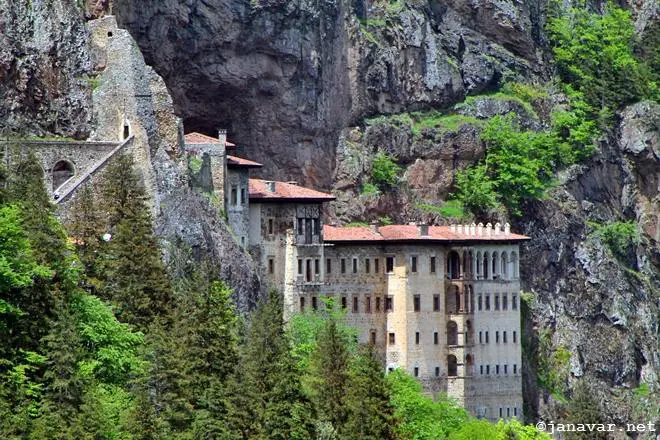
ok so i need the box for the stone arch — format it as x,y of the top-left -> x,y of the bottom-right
445,284 -> 460,313
447,320 -> 458,345
466,354 -> 474,376
52,160 -> 75,192
501,251 -> 508,279
447,354 -> 458,377
447,250 -> 461,279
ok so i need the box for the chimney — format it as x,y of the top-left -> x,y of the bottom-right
504,223 -> 511,234
218,129 -> 227,146
266,181 -> 276,192
370,221 -> 379,234
419,223 -> 429,237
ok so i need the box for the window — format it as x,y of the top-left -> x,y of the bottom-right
496,364 -> 500,374
268,258 -> 274,274
411,256 -> 417,273
376,297 -> 381,312
385,296 -> 393,312
414,367 -> 419,377
312,296 -> 318,310
512,294 -> 518,310
352,258 -> 358,274
268,218 -> 274,234
433,294 -> 440,311
504,364 -> 508,375
388,333 -> 395,344
479,331 -> 483,344
312,218 -> 319,235
514,408 -> 518,417
415,332 -> 420,345
340,258 -> 346,274
297,259 -> 303,275
513,331 -> 517,344
341,296 -> 347,309
297,218 -> 304,234
314,259 -> 320,275
480,365 -> 484,375
496,331 -> 500,343
495,294 -> 500,310
413,295 -> 420,312
386,256 -> 394,273
374,258 -> 380,273
240,187 -> 246,204
513,364 -> 517,374
485,295 -> 491,310
326,258 -> 332,274
353,296 -> 359,313
485,331 -> 489,343
478,295 -> 482,311
434,332 -> 439,345
499,408 -> 503,418
365,258 -> 370,273
503,294 -> 508,310
231,186 -> 237,205
370,330 -> 376,345
435,366 -> 440,377
507,408 -> 510,417
430,256 -> 436,273
300,297 -> 305,312
306,259 -> 312,282
503,331 -> 507,343
365,296 -> 372,313
486,365 -> 490,375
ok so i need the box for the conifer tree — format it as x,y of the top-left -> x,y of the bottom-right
310,315 -> 351,432
98,154 -> 171,330
565,380 -> 607,440
342,345 -> 398,440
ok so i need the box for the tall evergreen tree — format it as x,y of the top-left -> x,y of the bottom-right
565,379 -> 607,440
310,315 -> 351,432
342,345 -> 398,440
97,154 -> 171,330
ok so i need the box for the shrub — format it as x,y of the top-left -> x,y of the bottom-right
361,182 -> 380,196
371,152 -> 401,189
417,199 -> 467,220
588,221 -> 640,258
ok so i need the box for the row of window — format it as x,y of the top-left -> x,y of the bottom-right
478,330 -> 518,344
300,295 -> 394,313
480,364 -> 519,375
229,185 -> 247,206
478,293 -> 518,311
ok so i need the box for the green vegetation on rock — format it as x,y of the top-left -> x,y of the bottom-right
588,220 -> 640,259
417,199 -> 467,220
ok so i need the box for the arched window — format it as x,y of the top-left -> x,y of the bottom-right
492,252 -> 499,278
476,252 -> 482,278
52,160 -> 74,191
447,321 -> 458,345
510,252 -> 518,278
466,320 -> 473,344
447,251 -> 461,279
469,285 -> 475,312
466,354 -> 474,376
468,251 -> 474,278
501,252 -> 508,279
483,252 -> 489,279
447,355 -> 458,377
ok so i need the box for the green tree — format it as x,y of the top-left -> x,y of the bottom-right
564,380 -> 607,440
343,345 -> 398,440
371,152 -> 401,189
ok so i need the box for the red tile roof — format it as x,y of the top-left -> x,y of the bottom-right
184,132 -> 235,148
249,179 -> 335,202
227,155 -> 263,168
323,224 -> 529,243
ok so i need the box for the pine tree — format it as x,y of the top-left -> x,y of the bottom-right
97,154 -> 171,330
565,380 -> 607,440
310,315 -> 351,432
342,345 -> 398,440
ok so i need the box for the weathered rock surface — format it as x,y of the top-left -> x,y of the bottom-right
0,0 -> 92,138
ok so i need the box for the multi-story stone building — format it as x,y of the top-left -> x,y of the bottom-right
184,131 -> 529,422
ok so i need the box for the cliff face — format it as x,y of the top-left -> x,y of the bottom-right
113,0 -> 658,429
0,0 -> 92,138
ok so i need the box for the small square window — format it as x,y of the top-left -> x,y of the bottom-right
388,332 -> 395,345
413,367 -> 419,377
413,295 -> 420,312
268,258 -> 274,274
435,366 -> 440,377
